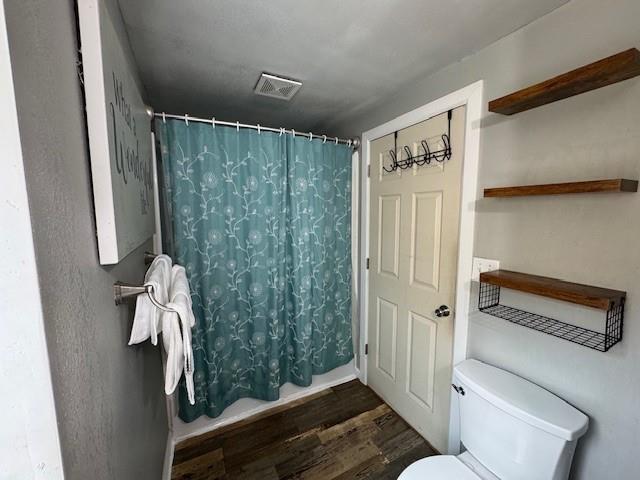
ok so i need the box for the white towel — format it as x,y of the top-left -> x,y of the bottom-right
128,254 -> 172,346
163,265 -> 196,404
161,306 -> 184,397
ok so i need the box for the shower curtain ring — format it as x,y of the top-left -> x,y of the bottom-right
184,114 -> 189,126
257,124 -> 261,134
236,121 -> 239,132
162,112 -> 166,124
309,132 -> 313,141
348,139 -> 352,147
292,129 -> 296,138
279,128 -> 284,136
335,137 -> 338,145
212,117 -> 215,129
323,135 -> 327,144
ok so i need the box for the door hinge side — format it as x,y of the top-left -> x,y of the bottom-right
367,164 -> 370,178
365,343 -> 369,355
366,258 -> 370,270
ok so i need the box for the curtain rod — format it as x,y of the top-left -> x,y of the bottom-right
152,111 -> 360,149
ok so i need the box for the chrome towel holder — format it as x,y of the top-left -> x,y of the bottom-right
113,252 -> 176,313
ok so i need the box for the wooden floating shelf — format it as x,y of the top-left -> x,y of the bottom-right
479,270 -> 625,310
484,179 -> 638,197
478,270 -> 626,352
489,48 -> 640,115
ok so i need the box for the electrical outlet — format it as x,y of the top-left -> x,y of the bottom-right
472,257 -> 500,282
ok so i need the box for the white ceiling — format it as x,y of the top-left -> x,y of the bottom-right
117,0 -> 568,135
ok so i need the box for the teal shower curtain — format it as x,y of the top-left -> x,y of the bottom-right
156,120 -> 353,421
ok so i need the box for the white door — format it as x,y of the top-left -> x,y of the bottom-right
367,107 -> 465,453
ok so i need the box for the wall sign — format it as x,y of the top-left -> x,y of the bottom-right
78,0 -> 154,265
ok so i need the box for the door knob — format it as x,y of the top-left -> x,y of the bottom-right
435,305 -> 451,317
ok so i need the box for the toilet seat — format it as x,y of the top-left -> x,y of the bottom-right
398,455 -> 482,479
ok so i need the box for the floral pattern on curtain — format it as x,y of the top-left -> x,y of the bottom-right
157,120 -> 353,421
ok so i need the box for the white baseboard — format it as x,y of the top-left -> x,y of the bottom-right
354,365 -> 364,383
172,361 -> 357,444
161,432 -> 175,480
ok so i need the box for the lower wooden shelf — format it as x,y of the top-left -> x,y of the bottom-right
478,274 -> 625,352
479,269 -> 625,310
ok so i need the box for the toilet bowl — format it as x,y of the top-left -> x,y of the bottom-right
399,359 -> 589,480
399,451 -> 499,479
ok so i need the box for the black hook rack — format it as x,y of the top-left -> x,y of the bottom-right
384,110 -> 453,173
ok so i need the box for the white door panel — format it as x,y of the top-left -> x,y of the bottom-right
375,297 -> 398,380
407,310 -> 438,410
410,191 -> 442,290
378,195 -> 401,278
367,107 -> 466,453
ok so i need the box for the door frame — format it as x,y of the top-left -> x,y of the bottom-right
358,80 -> 484,454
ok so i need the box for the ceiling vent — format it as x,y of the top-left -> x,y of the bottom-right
254,73 -> 302,101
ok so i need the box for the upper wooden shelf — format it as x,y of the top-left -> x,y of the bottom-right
489,48 -> 640,115
484,179 -> 638,197
479,270 -> 625,310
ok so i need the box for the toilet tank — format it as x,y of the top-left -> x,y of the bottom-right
453,360 -> 588,480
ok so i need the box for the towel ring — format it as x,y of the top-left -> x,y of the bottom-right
113,281 -> 177,313
144,284 -> 176,313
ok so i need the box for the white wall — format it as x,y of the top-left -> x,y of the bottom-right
337,0 -> 640,478
0,0 -> 64,477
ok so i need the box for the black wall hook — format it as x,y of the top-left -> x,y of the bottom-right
383,109 -> 453,173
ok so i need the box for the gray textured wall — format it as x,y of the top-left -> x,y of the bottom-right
4,0 -> 168,478
336,0 -> 640,478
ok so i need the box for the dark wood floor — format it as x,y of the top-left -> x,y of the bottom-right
172,380 -> 438,479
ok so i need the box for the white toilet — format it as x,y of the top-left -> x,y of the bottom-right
399,359 -> 589,480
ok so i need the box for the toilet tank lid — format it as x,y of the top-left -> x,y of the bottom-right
454,360 -> 588,441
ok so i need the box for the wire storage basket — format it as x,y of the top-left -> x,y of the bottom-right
478,272 -> 625,353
